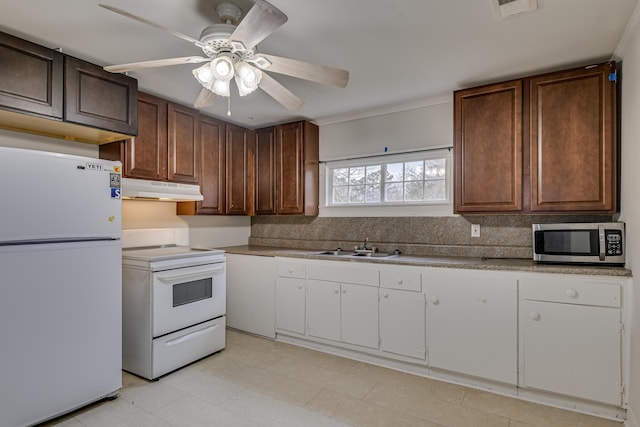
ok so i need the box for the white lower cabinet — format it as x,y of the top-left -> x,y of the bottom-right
341,283 -> 379,348
380,288 -> 426,359
226,254 -> 276,338
426,268 -> 518,385
275,258 -> 307,335
519,276 -> 623,406
306,279 -> 341,341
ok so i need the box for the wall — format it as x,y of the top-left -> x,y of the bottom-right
0,128 -> 251,249
619,10 -> 640,426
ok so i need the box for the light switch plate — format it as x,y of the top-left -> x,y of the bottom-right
471,224 -> 480,237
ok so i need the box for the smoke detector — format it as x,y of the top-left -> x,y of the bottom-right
493,0 -> 538,19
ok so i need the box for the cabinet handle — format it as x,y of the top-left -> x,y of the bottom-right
529,311 -> 541,321
430,296 -> 439,305
342,288 -> 347,294
334,288 -> 340,294
397,280 -> 403,285
288,268 -> 294,274
383,293 -> 389,298
297,284 -> 303,290
565,288 -> 578,298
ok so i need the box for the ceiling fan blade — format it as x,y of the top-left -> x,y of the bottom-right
99,4 -> 205,48
104,56 -> 210,73
257,54 -> 349,88
229,0 -> 287,50
259,73 -> 304,110
193,88 -> 217,109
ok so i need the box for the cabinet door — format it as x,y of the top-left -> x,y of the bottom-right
380,288 -> 426,360
0,31 -> 63,118
277,122 -> 305,214
454,81 -> 522,213
226,124 -> 254,215
195,115 -> 225,214
255,127 -> 277,215
64,56 -> 137,135
341,283 -> 379,349
168,103 -> 199,184
529,63 -> 616,212
125,92 -> 168,180
275,277 -> 306,335
521,300 -> 621,405
226,254 -> 275,338
427,269 -> 517,384
306,279 -> 341,342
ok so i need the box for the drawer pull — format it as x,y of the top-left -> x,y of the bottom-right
430,296 -> 440,305
288,268 -> 294,274
297,284 -> 303,290
334,288 -> 340,294
565,289 -> 578,298
529,312 -> 541,321
397,280 -> 403,285
383,293 -> 389,298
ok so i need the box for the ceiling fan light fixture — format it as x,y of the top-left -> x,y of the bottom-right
211,78 -> 231,97
235,61 -> 262,96
192,63 -> 213,88
211,56 -> 235,81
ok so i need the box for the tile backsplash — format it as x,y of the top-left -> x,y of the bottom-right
249,214 -> 615,259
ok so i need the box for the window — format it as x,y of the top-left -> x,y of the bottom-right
327,150 -> 450,206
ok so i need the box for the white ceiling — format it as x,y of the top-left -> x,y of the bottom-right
0,0 -> 637,128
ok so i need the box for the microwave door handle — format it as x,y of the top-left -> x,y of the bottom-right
599,224 -> 606,261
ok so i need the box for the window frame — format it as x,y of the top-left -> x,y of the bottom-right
324,149 -> 452,208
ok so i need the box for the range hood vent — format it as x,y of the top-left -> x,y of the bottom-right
121,178 -> 203,202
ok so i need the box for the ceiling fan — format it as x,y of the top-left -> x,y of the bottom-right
99,0 -> 349,112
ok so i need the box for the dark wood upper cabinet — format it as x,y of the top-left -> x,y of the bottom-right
278,121 -> 319,215
177,115 -> 226,215
254,121 -> 319,216
529,64 -> 616,212
167,103 -> 199,184
0,31 -> 137,144
255,127 -> 277,215
64,56 -> 137,135
226,123 -> 254,216
124,92 -> 168,181
454,81 -> 523,213
0,31 -> 63,118
453,62 -> 617,214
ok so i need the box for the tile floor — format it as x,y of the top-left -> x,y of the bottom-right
42,329 -> 622,427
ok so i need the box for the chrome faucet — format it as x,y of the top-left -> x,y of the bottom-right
362,237 -> 369,250
355,237 -> 375,253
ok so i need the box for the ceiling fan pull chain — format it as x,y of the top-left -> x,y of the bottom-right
227,95 -> 232,116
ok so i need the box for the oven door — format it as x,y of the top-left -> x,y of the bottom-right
152,262 -> 225,337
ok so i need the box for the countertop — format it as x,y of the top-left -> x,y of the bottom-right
217,245 -> 632,278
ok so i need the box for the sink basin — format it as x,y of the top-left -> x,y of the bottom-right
315,250 -> 355,256
350,252 -> 396,258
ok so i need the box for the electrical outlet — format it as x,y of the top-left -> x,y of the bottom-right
471,224 -> 480,237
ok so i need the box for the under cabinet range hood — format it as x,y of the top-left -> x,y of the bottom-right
121,178 -> 203,201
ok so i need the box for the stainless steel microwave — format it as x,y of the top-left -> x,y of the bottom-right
532,223 -> 625,265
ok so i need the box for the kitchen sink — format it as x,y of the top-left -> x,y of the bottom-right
314,249 -> 355,256
350,252 -> 396,258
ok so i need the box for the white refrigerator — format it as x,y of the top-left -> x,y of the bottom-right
0,147 -> 123,427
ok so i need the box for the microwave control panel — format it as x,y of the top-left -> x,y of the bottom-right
605,230 -> 623,256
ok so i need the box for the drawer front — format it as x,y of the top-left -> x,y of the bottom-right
152,316 -> 225,379
380,268 -> 421,291
520,277 -> 621,308
306,261 -> 379,286
276,258 -> 306,278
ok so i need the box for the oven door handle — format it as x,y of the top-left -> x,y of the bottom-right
165,324 -> 218,346
156,266 -> 225,284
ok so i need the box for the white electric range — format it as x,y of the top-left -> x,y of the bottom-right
122,245 -> 226,380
